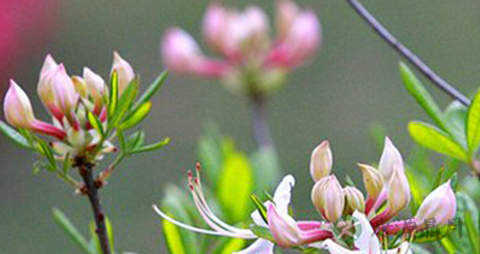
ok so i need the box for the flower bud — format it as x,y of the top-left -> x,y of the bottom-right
343,186 -> 365,214
38,55 -> 59,111
378,137 -> 404,181
162,28 -> 228,78
276,0 -> 299,39
50,64 -> 78,115
202,4 -> 227,52
162,28 -> 204,73
386,165 -> 411,216
311,175 -> 345,223
415,180 -> 456,227
111,52 -> 134,94
310,140 -> 332,181
267,11 -> 320,68
357,163 -> 384,199
4,80 -> 36,128
266,203 -> 301,247
83,67 -> 105,106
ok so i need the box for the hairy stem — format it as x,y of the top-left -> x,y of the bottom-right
345,0 -> 470,106
77,160 -> 111,254
250,94 -> 274,149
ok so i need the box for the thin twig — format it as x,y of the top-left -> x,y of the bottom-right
250,93 -> 274,149
345,0 -> 470,106
76,159 -> 111,254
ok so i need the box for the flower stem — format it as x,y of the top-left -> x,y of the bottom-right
345,0 -> 470,106
249,93 -> 274,149
76,159 -> 111,254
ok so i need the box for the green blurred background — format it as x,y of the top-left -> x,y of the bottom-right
1,0 -> 479,253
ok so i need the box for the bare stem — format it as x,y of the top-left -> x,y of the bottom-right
249,94 -> 274,149
345,0 -> 470,106
76,158 -> 111,254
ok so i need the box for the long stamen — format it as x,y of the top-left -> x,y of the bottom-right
153,205 -> 232,236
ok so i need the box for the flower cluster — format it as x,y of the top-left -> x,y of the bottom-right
161,0 -> 320,94
3,52 -> 135,161
155,137 -> 457,253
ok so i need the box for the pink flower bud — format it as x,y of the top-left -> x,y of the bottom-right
162,28 -> 228,78
111,52 -> 135,94
266,203 -> 301,247
4,80 -> 36,128
378,137 -> 404,181
39,54 -> 58,78
267,10 -> 320,68
415,181 -> 456,227
343,186 -> 365,214
83,67 -> 105,107
202,4 -> 227,53
311,175 -> 345,223
310,140 -> 332,181
225,7 -> 270,58
276,0 -> 299,39
50,64 -> 78,115
38,55 -> 59,113
386,165 -> 411,216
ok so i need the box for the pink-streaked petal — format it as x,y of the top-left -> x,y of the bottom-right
31,120 -> 66,140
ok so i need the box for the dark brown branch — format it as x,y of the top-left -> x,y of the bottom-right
345,0 -> 470,106
76,158 -> 111,254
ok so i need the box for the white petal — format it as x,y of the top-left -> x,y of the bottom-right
352,211 -> 380,252
273,174 -> 295,214
311,239 -> 360,254
233,239 -> 274,254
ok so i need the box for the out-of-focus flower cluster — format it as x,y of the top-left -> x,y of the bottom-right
155,137 -> 457,253
161,0 -> 320,95
3,52 -> 135,161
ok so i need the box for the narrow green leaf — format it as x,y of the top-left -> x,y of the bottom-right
249,225 -> 274,242
162,215 -> 187,254
465,211 -> 480,254
118,101 -> 151,129
400,62 -> 447,131
130,137 -> 170,154
105,217 -> 115,253
467,89 -> 480,155
444,101 -> 467,147
108,71 -> 119,118
62,153 -> 70,174
129,71 -> 168,116
126,131 -> 145,151
250,194 -> 268,224
0,121 -> 32,149
87,112 -> 104,137
38,139 -> 56,171
431,165 -> 445,190
218,152 -> 253,222
408,121 -> 468,161
110,78 -> 139,127
219,238 -> 245,254
117,130 -> 126,151
89,221 -> 101,254
52,208 -> 95,254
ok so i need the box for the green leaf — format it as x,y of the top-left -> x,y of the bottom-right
161,184 -> 201,254
130,137 -> 170,154
52,208 -> 95,254
126,131 -> 145,151
37,139 -> 57,171
408,121 -> 468,161
465,211 -> 480,254
218,238 -> 245,254
250,194 -> 268,224
250,146 -> 280,194
448,192 -> 480,253
400,62 -> 447,131
108,71 -> 119,118
89,221 -> 101,254
87,112 -> 104,137
431,165 -> 445,190
197,124 -> 223,184
467,89 -> 480,155
128,70 -> 168,116
249,224 -> 274,242
444,101 -> 468,146
118,101 -> 151,129
105,217 -> 115,252
217,152 -> 253,222
110,78 -> 139,127
0,121 -> 32,149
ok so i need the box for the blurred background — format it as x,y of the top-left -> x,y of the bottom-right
1,0 -> 480,253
